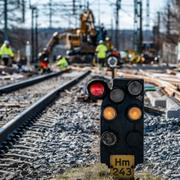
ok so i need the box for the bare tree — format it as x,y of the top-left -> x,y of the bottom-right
0,0 -> 25,28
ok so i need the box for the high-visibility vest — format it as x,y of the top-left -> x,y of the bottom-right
57,57 -> 68,69
95,44 -> 108,59
39,60 -> 48,69
0,44 -> 14,58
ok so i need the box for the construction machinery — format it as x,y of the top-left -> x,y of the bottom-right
39,9 -> 99,63
123,49 -> 144,64
142,41 -> 159,64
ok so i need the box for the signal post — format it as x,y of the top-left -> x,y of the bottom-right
87,78 -> 144,179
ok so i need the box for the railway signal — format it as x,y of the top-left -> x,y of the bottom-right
87,78 -> 144,179
107,56 -> 118,79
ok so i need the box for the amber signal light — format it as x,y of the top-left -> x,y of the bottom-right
103,106 -> 117,121
127,106 -> 142,121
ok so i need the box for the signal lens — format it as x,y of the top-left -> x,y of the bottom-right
128,107 -> 142,121
107,56 -> 118,68
89,82 -> 105,97
126,131 -> 142,147
103,106 -> 117,121
110,89 -> 124,103
101,131 -> 117,146
128,81 -> 143,96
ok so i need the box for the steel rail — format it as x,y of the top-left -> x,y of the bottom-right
0,70 -> 91,146
144,106 -> 165,116
0,68 -> 70,94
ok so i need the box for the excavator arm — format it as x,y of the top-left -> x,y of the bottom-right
39,32 -> 67,60
39,9 -> 97,61
80,9 -> 96,37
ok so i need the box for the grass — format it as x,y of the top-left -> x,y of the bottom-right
135,172 -> 164,180
54,163 -> 164,180
55,163 -> 113,180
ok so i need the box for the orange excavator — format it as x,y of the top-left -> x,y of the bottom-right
39,9 -> 97,63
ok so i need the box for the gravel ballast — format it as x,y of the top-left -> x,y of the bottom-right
0,72 -> 73,126
0,76 -> 100,179
136,114 -> 180,180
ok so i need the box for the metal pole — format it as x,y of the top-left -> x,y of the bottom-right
115,0 -> 121,50
111,18 -> 113,40
49,0 -> 52,28
87,0 -> 89,8
31,7 -> 35,62
157,11 -> 160,52
98,0 -> 100,26
73,0 -> 76,15
4,0 -> 8,40
134,0 -> 138,50
146,0 -> 150,28
22,0 -> 25,23
167,3 -> 170,36
112,68 -> 115,79
138,0 -> 143,53
140,0 -> 143,53
35,9 -> 38,62
167,4 -> 170,66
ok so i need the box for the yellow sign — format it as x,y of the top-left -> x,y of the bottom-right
110,155 -> 135,179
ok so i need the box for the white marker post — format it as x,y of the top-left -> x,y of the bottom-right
26,41 -> 31,68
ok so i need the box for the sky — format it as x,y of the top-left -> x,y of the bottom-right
24,0 -> 167,30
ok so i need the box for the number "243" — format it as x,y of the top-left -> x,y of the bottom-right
112,168 -> 132,176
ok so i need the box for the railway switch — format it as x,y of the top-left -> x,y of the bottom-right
87,78 -> 144,179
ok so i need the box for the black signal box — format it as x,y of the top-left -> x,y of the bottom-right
100,78 -> 144,167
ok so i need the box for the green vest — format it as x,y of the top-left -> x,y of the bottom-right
57,57 -> 68,69
0,44 -> 14,57
95,44 -> 108,59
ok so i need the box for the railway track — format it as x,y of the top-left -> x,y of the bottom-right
0,67 -> 179,179
0,69 -> 70,94
0,67 -> 28,87
0,70 -> 91,179
0,69 -> 71,127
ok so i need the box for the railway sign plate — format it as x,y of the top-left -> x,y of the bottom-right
110,155 -> 135,179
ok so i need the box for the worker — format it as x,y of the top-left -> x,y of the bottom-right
105,37 -> 113,51
0,40 -> 14,66
95,40 -> 108,67
96,24 -> 107,43
39,57 -> 49,72
38,51 -> 50,73
56,55 -> 69,69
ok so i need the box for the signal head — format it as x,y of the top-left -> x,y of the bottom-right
102,106 -> 117,121
101,131 -> 117,146
128,80 -> 143,96
110,88 -> 125,103
107,56 -> 118,68
87,79 -> 109,99
127,106 -> 143,121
